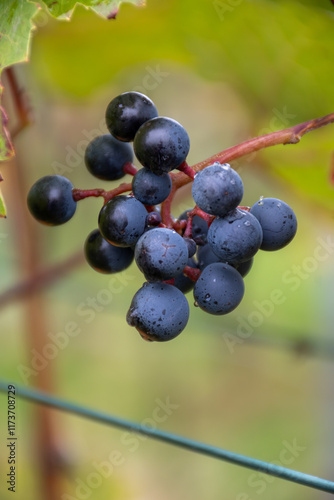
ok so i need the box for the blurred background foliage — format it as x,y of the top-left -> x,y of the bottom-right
0,0 -> 334,499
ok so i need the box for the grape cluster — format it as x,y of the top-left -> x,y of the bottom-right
27,91 -> 297,343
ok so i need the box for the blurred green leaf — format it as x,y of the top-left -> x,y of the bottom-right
30,0 -> 334,118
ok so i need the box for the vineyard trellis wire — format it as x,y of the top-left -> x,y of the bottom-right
0,380 -> 334,494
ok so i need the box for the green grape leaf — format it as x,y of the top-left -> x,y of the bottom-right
29,0 -> 144,19
0,189 -> 7,218
0,0 -> 38,161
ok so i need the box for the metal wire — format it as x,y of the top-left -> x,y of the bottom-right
0,381 -> 333,493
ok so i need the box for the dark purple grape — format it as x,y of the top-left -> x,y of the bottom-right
193,262 -> 244,315
84,229 -> 134,273
132,168 -> 172,205
183,238 -> 197,258
146,211 -> 162,227
106,92 -> 158,142
207,209 -> 263,264
127,282 -> 189,341
134,227 -> 188,281
98,195 -> 147,247
27,175 -> 76,226
192,163 -> 243,217
250,198 -> 297,251
133,117 -> 190,174
84,134 -> 133,181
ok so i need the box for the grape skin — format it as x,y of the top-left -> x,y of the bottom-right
133,116 -> 190,174
127,282 -> 189,341
106,91 -> 158,142
208,209 -> 263,264
27,175 -> 77,226
197,243 -> 221,270
250,197 -> 297,251
197,243 -> 254,277
135,227 -> 188,282
132,168 -> 172,205
84,134 -> 133,181
84,229 -> 134,274
98,195 -> 147,247
192,163 -> 243,217
193,262 -> 245,315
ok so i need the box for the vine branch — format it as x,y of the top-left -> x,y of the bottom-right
5,67 -> 32,138
172,112 -> 334,193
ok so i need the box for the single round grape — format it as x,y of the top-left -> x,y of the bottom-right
174,257 -> 198,294
98,195 -> 147,247
193,262 -> 245,315
178,210 -> 209,243
192,163 -> 243,217
127,282 -> 189,341
132,168 -> 172,205
106,92 -> 158,142
84,229 -> 134,274
208,209 -> 263,264
27,175 -> 76,226
133,116 -> 190,174
183,238 -> 197,258
146,211 -> 162,227
135,227 -> 188,282
84,134 -> 133,181
250,197 -> 297,251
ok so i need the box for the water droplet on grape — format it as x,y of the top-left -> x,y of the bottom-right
258,195 -> 264,206
277,202 -> 282,208
222,163 -> 230,170
244,221 -> 251,226
194,301 -> 199,307
205,293 -> 211,301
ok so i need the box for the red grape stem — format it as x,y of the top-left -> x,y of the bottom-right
122,162 -> 138,176
72,182 -> 132,204
176,161 -> 196,179
183,206 -> 215,239
183,265 -> 201,282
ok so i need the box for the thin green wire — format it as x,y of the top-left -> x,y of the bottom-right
0,381 -> 333,494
